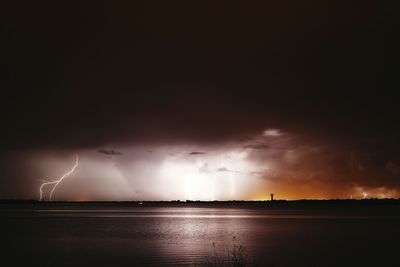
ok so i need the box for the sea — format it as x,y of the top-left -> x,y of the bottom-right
1,202 -> 399,266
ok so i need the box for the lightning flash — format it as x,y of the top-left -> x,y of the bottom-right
39,154 -> 79,201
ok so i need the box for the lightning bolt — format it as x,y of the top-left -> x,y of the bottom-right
39,153 -> 79,201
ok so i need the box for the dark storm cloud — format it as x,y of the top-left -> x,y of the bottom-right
1,0 -> 399,151
246,133 -> 400,198
0,0 -> 399,199
216,167 -> 241,174
189,152 -> 207,155
386,162 -> 400,175
217,167 -> 230,172
98,149 -> 122,156
243,144 -> 270,150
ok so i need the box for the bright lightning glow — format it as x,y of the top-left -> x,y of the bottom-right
39,154 -> 79,201
160,160 -> 214,200
155,148 -> 259,200
229,171 -> 235,197
363,192 -> 368,199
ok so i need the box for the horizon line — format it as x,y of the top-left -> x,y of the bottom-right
1,198 -> 400,203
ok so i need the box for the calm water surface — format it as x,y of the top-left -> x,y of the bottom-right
1,204 -> 399,266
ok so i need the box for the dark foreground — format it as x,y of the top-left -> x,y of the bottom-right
1,200 -> 400,267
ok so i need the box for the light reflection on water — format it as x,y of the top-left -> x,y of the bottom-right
1,205 -> 400,266
33,209 -> 378,219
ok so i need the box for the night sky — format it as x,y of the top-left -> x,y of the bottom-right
1,0 -> 399,200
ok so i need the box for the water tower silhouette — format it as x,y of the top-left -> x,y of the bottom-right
270,194 -> 274,201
